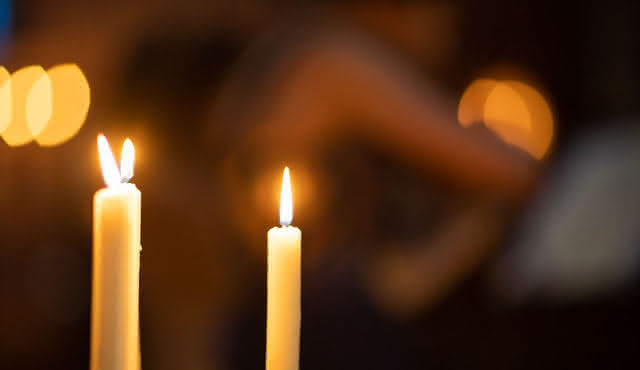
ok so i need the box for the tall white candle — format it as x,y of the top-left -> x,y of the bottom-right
266,167 -> 301,370
91,135 -> 141,370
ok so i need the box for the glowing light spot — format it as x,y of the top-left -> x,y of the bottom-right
25,72 -> 53,138
34,64 -> 90,146
280,167 -> 293,226
0,66 -> 11,134
506,81 -> 554,159
483,82 -> 532,149
457,78 -> 496,127
2,65 -> 47,147
458,78 -> 554,159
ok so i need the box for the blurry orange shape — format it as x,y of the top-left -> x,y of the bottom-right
33,64 -> 90,146
457,78 -> 496,127
1,65 -> 47,146
25,71 -> 53,138
506,81 -> 554,159
0,66 -> 11,134
483,82 -> 532,152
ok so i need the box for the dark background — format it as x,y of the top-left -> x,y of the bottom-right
1,1 -> 639,369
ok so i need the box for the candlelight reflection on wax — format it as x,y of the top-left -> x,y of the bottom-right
280,167 -> 293,226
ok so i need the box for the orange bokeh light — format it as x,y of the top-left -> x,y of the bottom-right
506,81 -> 554,159
457,78 -> 496,127
458,78 -> 554,159
2,66 -> 48,147
483,82 -> 532,151
0,67 -> 11,134
34,64 -> 90,147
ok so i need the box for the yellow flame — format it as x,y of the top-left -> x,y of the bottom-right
280,167 -> 293,226
120,138 -> 135,182
97,134 -> 121,188
506,81 -> 554,159
0,66 -> 11,134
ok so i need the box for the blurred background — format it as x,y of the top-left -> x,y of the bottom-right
1,0 -> 640,369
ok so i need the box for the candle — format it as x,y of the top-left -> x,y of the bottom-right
266,167 -> 301,370
91,135 -> 141,370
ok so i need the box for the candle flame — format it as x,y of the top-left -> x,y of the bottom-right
120,138 -> 135,183
97,134 -> 121,187
280,167 -> 293,226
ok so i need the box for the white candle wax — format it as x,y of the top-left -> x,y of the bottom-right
91,136 -> 141,370
266,167 -> 301,370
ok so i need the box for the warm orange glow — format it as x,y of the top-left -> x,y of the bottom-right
506,81 -> 554,159
97,134 -> 121,188
0,67 -> 11,134
2,66 -> 47,146
457,78 -> 496,127
483,82 -> 532,148
458,78 -> 554,159
25,72 -> 53,137
120,138 -> 135,182
280,167 -> 293,226
35,64 -> 90,146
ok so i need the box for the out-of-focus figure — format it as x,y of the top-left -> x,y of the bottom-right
495,122 -> 640,302
204,1 -> 537,369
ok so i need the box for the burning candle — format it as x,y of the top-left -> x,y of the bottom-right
266,167 -> 301,370
91,135 -> 141,370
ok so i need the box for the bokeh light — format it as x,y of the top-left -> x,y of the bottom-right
1,65 -> 47,146
457,78 -> 495,127
458,78 -> 554,159
483,82 -> 532,150
25,69 -> 53,138
34,64 -> 90,146
506,81 -> 554,159
0,66 -> 11,133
